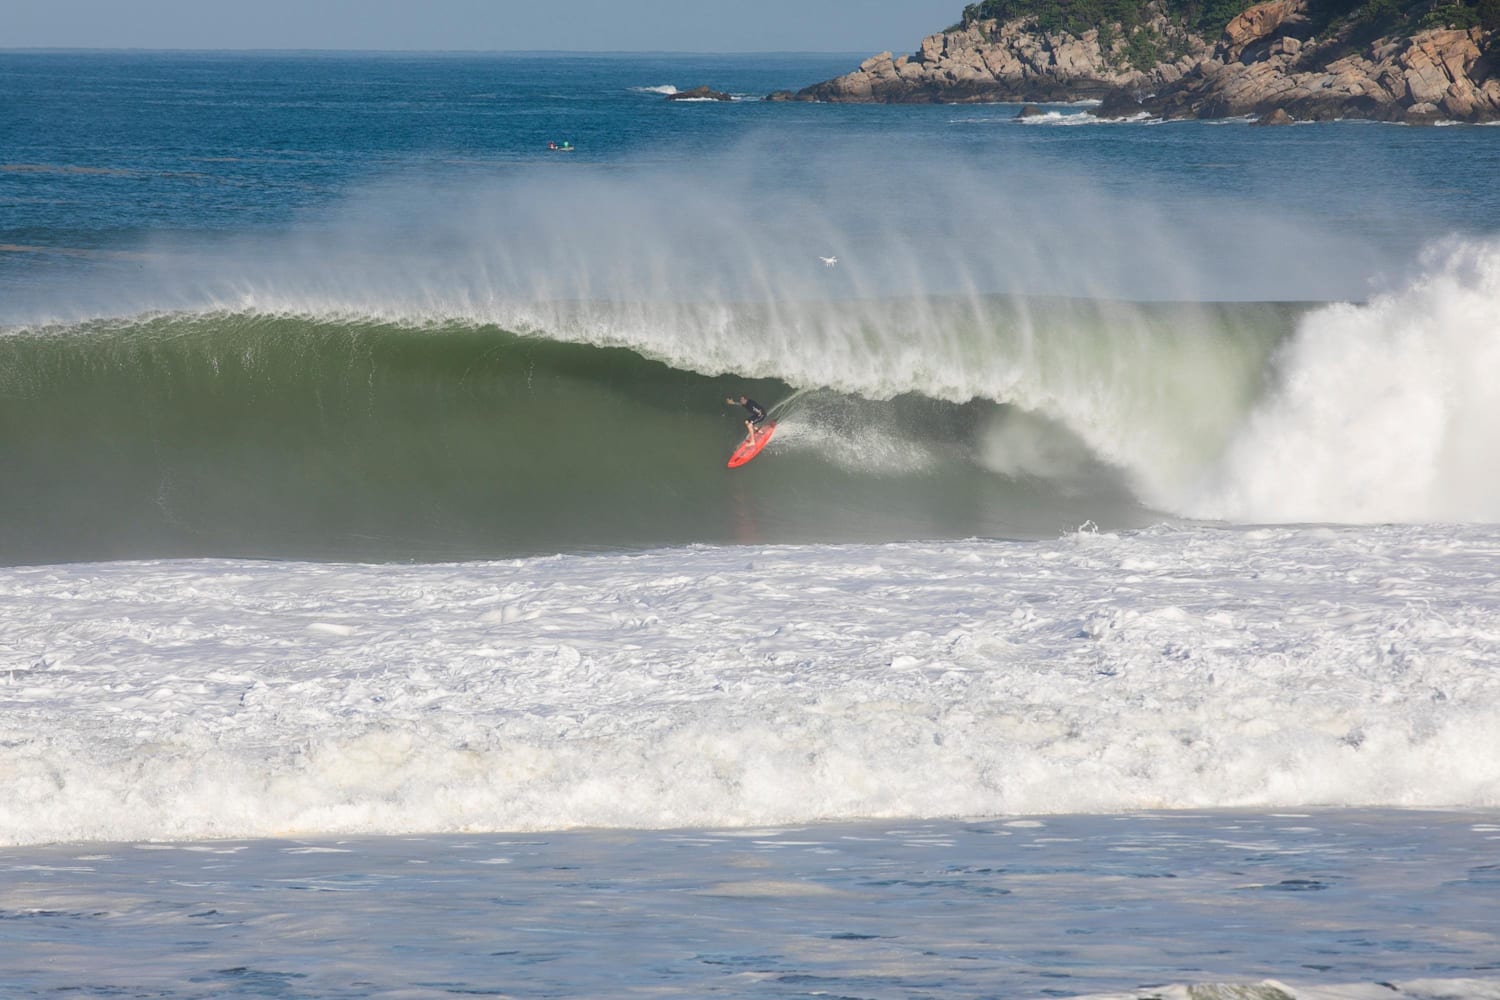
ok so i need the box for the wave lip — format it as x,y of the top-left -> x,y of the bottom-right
3,521 -> 1498,846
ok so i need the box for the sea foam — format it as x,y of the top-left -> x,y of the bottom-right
1184,239 -> 1500,523
3,522 -> 1497,846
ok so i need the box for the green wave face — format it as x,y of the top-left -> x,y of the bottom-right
0,303 -> 1294,565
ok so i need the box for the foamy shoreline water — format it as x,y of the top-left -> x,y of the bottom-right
3,522 -> 1497,847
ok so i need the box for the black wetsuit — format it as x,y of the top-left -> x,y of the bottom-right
741,398 -> 767,425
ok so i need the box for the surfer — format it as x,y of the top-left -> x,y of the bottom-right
727,395 -> 767,441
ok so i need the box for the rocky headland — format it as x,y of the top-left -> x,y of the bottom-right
774,0 -> 1499,122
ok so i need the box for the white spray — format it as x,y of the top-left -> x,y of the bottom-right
1184,239 -> 1500,523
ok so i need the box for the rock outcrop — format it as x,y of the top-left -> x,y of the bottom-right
667,86 -> 733,102
783,0 -> 1500,122
790,12 -> 1212,103
1156,8 -> 1499,121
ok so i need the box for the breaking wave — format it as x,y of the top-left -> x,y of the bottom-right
4,142 -> 1498,565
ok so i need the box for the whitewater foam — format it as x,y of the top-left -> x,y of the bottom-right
1187,240 -> 1500,523
3,522 -> 1497,846
1011,110 -> 1152,125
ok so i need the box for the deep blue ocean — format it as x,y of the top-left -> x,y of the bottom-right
4,50 -> 1497,246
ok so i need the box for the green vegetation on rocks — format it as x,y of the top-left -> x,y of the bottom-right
962,0 -> 1255,39
961,0 -> 1497,40
795,0 -> 1496,120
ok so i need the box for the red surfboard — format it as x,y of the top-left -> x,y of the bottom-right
727,422 -> 776,468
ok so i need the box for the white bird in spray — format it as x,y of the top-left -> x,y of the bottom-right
818,255 -> 839,267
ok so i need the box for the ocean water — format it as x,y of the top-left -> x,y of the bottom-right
2,50 -> 1499,998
